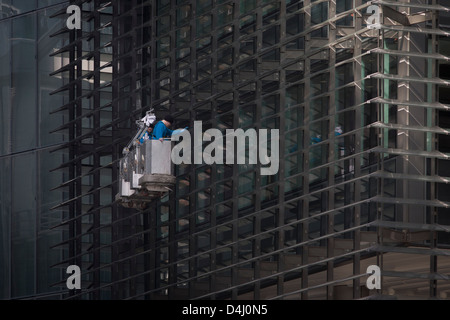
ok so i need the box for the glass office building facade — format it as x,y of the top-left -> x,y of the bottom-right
0,0 -> 70,299
2,0 -> 450,300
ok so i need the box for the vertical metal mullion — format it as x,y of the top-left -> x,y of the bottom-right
301,0 -> 311,300
150,2 -> 157,108
208,0 -> 219,300
188,0 -> 198,299
75,5 -> 83,298
128,1 -> 139,299
66,3 -> 77,298
149,201 -> 158,299
148,0 -> 158,300
377,9 -> 385,295
167,0 -> 177,299
229,0 -> 243,300
111,0 -> 120,300
430,0 -> 438,298
352,0 -> 363,299
34,6 -> 40,296
277,0 -> 287,299
140,0 -> 154,292
252,1 -> 263,300
92,1 -> 102,299
327,0 -> 336,300
7,15 -> 13,299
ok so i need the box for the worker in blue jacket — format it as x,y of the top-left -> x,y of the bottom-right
152,114 -> 175,141
152,114 -> 188,141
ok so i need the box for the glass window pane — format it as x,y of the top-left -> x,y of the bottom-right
38,0 -> 68,8
0,158 -> 12,299
38,7 -> 65,147
12,14 -> 37,153
11,153 -> 37,297
12,0 -> 37,14
37,150 -> 64,295
0,20 -> 11,156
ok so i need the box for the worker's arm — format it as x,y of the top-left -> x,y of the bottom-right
171,127 -> 188,136
139,132 -> 148,144
138,131 -> 145,143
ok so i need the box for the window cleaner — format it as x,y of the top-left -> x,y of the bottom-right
116,109 -> 176,210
